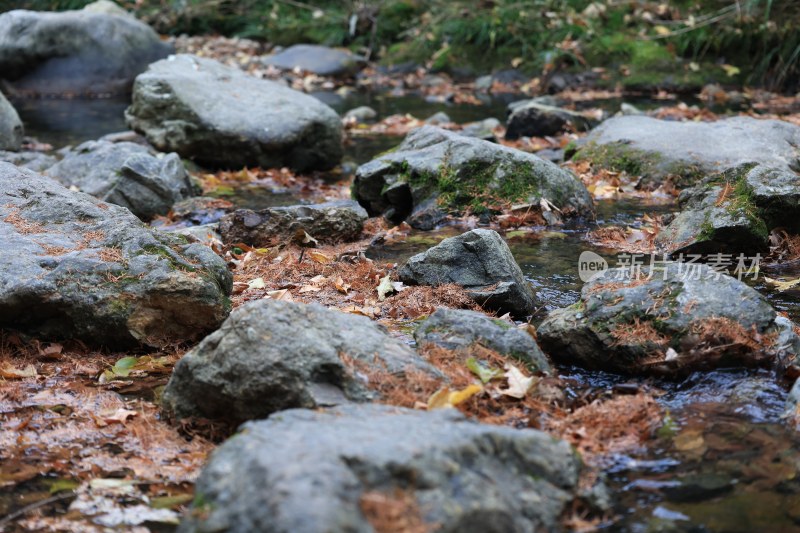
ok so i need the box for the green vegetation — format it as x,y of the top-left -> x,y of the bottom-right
9,0 -> 800,90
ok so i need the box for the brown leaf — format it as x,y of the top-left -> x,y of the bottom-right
0,363 -> 37,379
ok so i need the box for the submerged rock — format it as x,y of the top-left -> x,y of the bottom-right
353,126 -> 593,228
505,100 -> 597,139
0,91 -> 22,151
162,300 -> 438,422
343,105 -> 377,123
125,55 -> 343,171
218,200 -> 367,247
263,44 -> 363,77
181,404 -> 582,533
0,3 -> 171,96
46,140 -> 196,221
656,164 -> 800,255
577,115 -> 800,189
538,263 -> 794,376
0,163 -> 231,348
415,307 -> 551,372
399,229 -> 536,317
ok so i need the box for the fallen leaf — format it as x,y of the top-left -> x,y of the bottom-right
0,363 -> 37,379
500,364 -> 536,399
765,277 -> 800,292
100,408 -> 138,425
334,276 -> 350,294
299,285 -> 321,293
427,384 -> 483,409
308,251 -> 332,264
466,357 -> 503,384
377,274 -> 395,301
247,277 -> 266,290
38,343 -> 63,359
266,289 -> 294,302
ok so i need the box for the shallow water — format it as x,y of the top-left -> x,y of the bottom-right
9,92 -> 800,532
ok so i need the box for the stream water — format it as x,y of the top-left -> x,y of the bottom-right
11,92 -> 800,532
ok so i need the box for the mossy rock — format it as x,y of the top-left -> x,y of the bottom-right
353,126 -> 594,228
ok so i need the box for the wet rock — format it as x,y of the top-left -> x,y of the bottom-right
0,2 -> 172,97
785,379 -> 800,421
415,308 -> 551,372
343,105 -> 377,123
46,140 -> 196,221
577,115 -> 800,189
162,300 -> 439,422
353,126 -> 594,227
399,229 -> 536,317
218,200 -> 367,247
0,92 -> 22,151
180,404 -> 581,533
425,111 -> 451,125
125,55 -> 343,171
161,197 -> 233,228
263,44 -> 364,77
0,162 -> 231,348
505,100 -> 597,139
538,262 -> 792,376
0,150 -> 56,172
656,164 -> 800,255
460,117 -> 501,141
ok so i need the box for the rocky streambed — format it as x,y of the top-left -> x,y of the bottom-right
2,4 -> 800,532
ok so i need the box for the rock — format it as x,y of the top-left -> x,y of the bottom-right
0,3 -> 172,97
537,262 -> 791,376
415,308 -> 551,372
262,44 -> 363,77
475,74 -> 493,91
45,140 -> 196,221
218,200 -> 367,247
343,105 -> 377,123
167,223 -> 221,247
0,91 -> 22,151
160,197 -> 233,228
460,117 -> 501,141
162,300 -> 439,422
620,102 -> 644,116
125,55 -> 343,171
0,162 -> 231,348
399,229 -> 536,317
505,100 -> 597,139
180,404 -> 582,533
785,379 -> 800,422
577,115 -> 800,189
0,150 -> 56,172
353,126 -> 594,227
425,111 -> 451,125
655,164 -> 800,255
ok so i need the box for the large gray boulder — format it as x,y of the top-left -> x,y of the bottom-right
0,91 -> 22,151
263,44 -> 363,77
218,200 -> 367,247
0,3 -> 172,97
353,126 -> 593,229
125,55 -> 343,171
162,299 -> 439,422
577,116 -> 800,189
180,404 -> 582,533
656,164 -> 800,256
505,100 -> 597,139
415,308 -> 551,373
538,263 -> 794,376
0,162 -> 231,348
399,229 -> 536,318
46,140 -> 196,221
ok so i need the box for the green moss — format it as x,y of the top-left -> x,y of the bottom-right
491,319 -> 513,330
140,244 -> 197,273
696,214 -> 715,243
575,142 -> 658,176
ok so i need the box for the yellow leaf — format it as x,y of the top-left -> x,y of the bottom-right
721,64 -> 740,77
765,277 -> 800,292
654,25 -> 670,36
427,384 -> 483,409
334,277 -> 350,294
0,363 -> 37,379
308,251 -> 332,264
